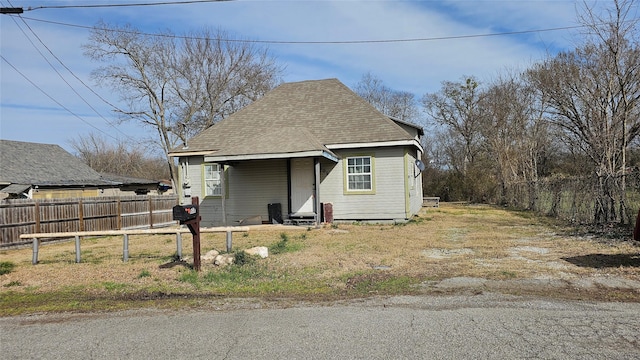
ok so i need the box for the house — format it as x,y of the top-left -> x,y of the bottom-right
0,139 -> 166,199
169,78 -> 424,226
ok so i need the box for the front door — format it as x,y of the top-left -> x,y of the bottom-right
290,158 -> 315,214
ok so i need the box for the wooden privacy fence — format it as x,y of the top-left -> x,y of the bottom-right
0,195 -> 178,246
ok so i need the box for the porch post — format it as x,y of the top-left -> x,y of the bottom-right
314,158 -> 321,225
221,164 -> 227,226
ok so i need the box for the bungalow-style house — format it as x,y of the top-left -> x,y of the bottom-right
169,79 -> 424,226
0,139 -> 167,199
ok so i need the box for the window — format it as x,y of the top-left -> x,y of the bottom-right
346,156 -> 372,191
204,163 -> 223,197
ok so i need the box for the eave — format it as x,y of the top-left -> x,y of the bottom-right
326,139 -> 424,153
204,150 -> 339,163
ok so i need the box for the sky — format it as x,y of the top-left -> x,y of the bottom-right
0,0 -> 606,154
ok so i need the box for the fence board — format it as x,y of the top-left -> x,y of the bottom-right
0,195 -> 178,246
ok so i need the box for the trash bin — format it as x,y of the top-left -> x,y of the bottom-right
268,203 -> 283,224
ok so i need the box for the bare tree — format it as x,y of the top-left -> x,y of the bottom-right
480,72 -> 550,209
70,133 -> 169,180
422,77 -> 484,176
83,23 -> 284,188
354,72 -> 420,122
528,0 -> 640,223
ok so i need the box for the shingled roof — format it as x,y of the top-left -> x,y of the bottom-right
0,140 -> 111,187
170,79 -> 422,160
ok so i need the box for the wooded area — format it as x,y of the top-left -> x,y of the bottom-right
0,195 -> 178,246
419,1 -> 640,226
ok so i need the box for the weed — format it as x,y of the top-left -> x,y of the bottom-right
138,269 -> 151,278
331,223 -> 339,229
102,282 -> 128,291
178,270 -> 199,285
4,280 -> 22,287
345,272 -> 418,295
0,261 -> 15,275
233,250 -> 256,266
270,233 -> 289,254
269,233 -> 304,254
203,264 -> 264,284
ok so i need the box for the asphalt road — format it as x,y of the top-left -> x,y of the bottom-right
2,293 -> 639,359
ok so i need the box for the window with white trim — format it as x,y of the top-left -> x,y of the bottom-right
204,163 -> 223,197
346,156 -> 372,191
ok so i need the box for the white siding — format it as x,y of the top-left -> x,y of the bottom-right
406,149 -> 424,217
320,147 -> 409,222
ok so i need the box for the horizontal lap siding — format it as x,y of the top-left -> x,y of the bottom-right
320,147 -> 407,221
407,149 -> 424,217
188,158 -> 288,227
226,159 -> 288,225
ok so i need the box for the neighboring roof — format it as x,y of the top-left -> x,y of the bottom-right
99,173 -> 159,186
170,79 -> 423,160
0,139 -> 112,186
0,140 -> 161,189
0,183 -> 31,195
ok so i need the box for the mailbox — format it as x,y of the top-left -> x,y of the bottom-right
173,204 -> 198,222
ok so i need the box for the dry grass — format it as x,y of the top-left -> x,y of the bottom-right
1,203 -> 639,314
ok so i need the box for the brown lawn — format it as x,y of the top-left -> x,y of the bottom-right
1,203 -> 639,314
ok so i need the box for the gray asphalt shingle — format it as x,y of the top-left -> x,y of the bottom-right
0,140 -> 109,186
172,79 -> 421,155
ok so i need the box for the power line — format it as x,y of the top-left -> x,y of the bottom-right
9,0 -> 232,12
1,55 -> 121,141
7,12 -> 134,140
13,14 -> 593,45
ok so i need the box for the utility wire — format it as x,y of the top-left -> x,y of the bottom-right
8,13 -> 134,140
13,14 -> 594,45
24,0 -> 232,11
1,54 -> 120,141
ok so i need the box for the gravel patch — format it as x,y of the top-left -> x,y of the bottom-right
510,246 -> 549,255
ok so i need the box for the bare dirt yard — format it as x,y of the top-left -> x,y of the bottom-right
1,203 -> 639,315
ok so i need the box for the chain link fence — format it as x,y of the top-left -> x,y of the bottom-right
506,171 -> 640,225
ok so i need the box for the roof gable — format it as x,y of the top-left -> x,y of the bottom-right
174,79 -> 422,156
0,140 -> 105,186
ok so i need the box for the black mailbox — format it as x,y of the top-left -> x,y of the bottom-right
173,204 -> 198,222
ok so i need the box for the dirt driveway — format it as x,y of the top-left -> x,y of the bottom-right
416,205 -> 640,301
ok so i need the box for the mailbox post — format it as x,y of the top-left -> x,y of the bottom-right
634,209 -> 640,241
173,197 -> 202,271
